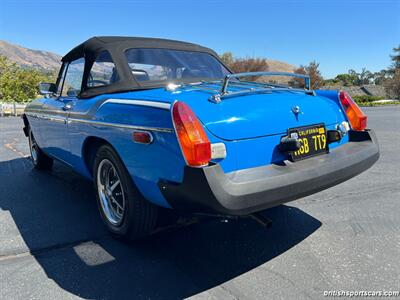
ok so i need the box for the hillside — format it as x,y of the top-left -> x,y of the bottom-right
263,59 -> 294,73
259,59 -> 295,83
0,40 -> 295,76
0,40 -> 61,72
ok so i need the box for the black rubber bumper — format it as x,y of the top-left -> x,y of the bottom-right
158,130 -> 380,216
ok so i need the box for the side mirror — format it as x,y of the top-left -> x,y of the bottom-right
66,88 -> 78,97
38,82 -> 56,96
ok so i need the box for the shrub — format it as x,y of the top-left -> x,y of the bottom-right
0,55 -> 55,103
352,95 -> 385,103
220,52 -> 269,81
292,61 -> 324,89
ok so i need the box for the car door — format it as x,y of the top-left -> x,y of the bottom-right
66,51 -> 119,170
41,57 -> 85,164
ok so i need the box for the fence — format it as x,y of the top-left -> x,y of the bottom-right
0,102 -> 27,117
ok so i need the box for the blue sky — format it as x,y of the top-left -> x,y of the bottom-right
0,0 -> 399,78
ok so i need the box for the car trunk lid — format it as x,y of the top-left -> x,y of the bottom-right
135,83 -> 343,141
174,87 -> 342,141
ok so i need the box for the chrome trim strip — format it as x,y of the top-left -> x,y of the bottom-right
26,109 -> 68,116
101,99 -> 171,110
25,112 -> 39,118
210,88 -> 315,103
25,112 -> 66,124
26,110 -> 174,133
49,117 -> 67,124
68,118 -> 174,133
221,71 -> 311,95
208,72 -> 313,103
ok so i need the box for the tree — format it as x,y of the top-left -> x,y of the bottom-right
389,45 -> 400,71
385,46 -> 400,99
335,68 -> 374,86
323,78 -> 340,86
220,52 -> 234,67
386,69 -> 400,98
372,69 -> 389,85
334,73 -> 358,86
292,65 -> 307,87
219,52 -> 269,81
0,55 -> 10,74
0,55 -> 54,103
293,61 -> 324,89
359,68 -> 373,85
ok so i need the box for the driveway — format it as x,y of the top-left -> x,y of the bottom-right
0,106 -> 399,299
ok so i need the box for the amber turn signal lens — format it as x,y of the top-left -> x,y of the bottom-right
172,101 -> 211,167
339,91 -> 367,131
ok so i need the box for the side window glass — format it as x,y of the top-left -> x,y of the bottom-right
88,51 -> 118,87
56,64 -> 67,95
62,57 -> 85,97
128,63 -> 171,82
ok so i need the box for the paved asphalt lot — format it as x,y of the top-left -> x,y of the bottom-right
0,106 -> 399,300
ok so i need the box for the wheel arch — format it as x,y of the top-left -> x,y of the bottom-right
22,114 -> 30,137
82,136 -> 115,177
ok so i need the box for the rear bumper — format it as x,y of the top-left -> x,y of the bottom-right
159,130 -> 379,215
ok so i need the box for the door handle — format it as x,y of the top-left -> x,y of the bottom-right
63,103 -> 72,111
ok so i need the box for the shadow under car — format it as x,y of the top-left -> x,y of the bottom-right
0,158 -> 321,299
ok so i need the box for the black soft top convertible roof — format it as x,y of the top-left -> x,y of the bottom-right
62,36 -> 219,62
60,36 -> 225,98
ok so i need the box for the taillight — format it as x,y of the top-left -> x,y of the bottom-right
172,101 -> 211,167
132,131 -> 152,144
339,91 -> 367,131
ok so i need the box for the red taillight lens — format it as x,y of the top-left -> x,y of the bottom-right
339,91 -> 367,131
172,101 -> 211,167
132,131 -> 152,144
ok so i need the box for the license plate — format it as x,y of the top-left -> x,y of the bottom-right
288,123 -> 329,161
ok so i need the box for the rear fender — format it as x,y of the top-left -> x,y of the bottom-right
69,100 -> 185,208
315,89 -> 349,121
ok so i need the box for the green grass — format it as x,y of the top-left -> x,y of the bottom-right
358,101 -> 400,107
352,95 -> 399,106
352,95 -> 385,103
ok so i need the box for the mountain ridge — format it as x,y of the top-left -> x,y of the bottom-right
0,40 -> 62,72
0,40 -> 295,74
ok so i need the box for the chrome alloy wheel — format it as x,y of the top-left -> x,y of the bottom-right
97,159 -> 126,226
29,130 -> 38,164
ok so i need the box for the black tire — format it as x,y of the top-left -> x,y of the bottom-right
93,144 -> 158,241
28,128 -> 53,170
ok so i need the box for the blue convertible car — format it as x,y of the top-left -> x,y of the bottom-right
23,36 -> 379,240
